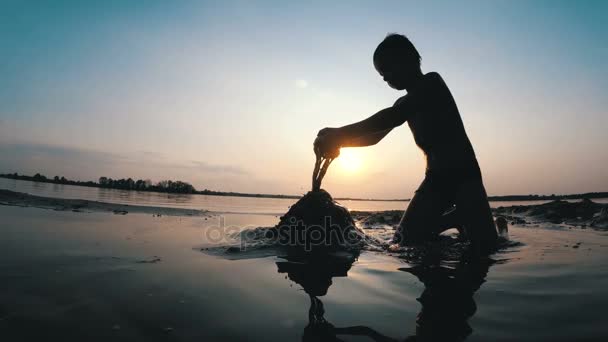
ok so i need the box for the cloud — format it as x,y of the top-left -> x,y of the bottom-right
0,142 -> 250,183
137,150 -> 166,159
0,142 -> 126,165
190,160 -> 248,175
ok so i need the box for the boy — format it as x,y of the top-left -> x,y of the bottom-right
314,34 -> 498,253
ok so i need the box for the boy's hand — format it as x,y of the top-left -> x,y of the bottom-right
317,127 -> 339,137
314,130 -> 342,158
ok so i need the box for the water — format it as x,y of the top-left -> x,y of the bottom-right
2,178 -> 604,215
1,205 -> 607,341
0,178 -> 396,213
2,178 -> 608,340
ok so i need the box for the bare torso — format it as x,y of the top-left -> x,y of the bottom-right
406,72 -> 480,175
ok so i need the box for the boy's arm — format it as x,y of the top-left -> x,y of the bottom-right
326,94 -> 417,144
342,128 -> 393,147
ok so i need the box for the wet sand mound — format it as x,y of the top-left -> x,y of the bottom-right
213,191 -> 383,258
274,190 -> 367,252
228,190 -> 374,255
494,199 -> 608,229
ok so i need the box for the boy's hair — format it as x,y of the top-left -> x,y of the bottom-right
374,33 -> 421,68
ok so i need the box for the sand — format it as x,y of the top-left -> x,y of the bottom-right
1,193 -> 608,341
493,198 -> 608,229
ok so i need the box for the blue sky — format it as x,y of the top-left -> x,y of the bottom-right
1,0 -> 607,198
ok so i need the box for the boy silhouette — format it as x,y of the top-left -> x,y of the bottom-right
314,34 -> 498,253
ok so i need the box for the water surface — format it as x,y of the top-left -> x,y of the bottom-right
1,204 -> 607,341
3,178 -> 604,215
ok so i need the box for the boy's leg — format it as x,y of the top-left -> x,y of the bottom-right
394,180 -> 452,245
454,179 -> 498,253
437,206 -> 466,237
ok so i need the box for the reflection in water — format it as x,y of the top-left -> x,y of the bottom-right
398,256 -> 495,341
277,251 -> 497,341
276,252 -> 360,342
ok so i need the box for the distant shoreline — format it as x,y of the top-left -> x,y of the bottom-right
1,173 -> 607,202
0,173 -> 409,202
0,189 -> 209,217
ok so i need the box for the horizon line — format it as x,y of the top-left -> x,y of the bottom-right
1,172 -> 608,202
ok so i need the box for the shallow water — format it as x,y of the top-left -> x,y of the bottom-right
2,178 -> 606,215
1,205 -> 607,341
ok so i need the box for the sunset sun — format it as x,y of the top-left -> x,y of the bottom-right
337,148 -> 363,173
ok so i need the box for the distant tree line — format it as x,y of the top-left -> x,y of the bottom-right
1,172 -> 195,194
97,176 -> 195,193
0,172 -> 298,198
2,172 -> 99,187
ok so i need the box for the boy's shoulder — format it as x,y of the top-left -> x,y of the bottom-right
424,71 -> 443,83
423,71 -> 449,91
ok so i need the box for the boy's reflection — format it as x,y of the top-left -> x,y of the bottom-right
398,255 -> 494,341
276,252 -> 495,341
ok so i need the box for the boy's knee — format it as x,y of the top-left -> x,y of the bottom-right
394,220 -> 435,245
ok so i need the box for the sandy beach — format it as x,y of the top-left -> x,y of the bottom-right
1,190 -> 608,341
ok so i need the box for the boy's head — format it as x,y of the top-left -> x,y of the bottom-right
373,34 -> 421,90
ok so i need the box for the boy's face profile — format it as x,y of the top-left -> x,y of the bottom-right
374,54 -> 410,91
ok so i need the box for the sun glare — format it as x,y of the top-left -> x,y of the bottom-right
337,148 -> 362,173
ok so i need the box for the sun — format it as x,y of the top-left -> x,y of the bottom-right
337,148 -> 362,173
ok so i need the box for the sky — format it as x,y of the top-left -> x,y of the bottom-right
0,0 -> 607,199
